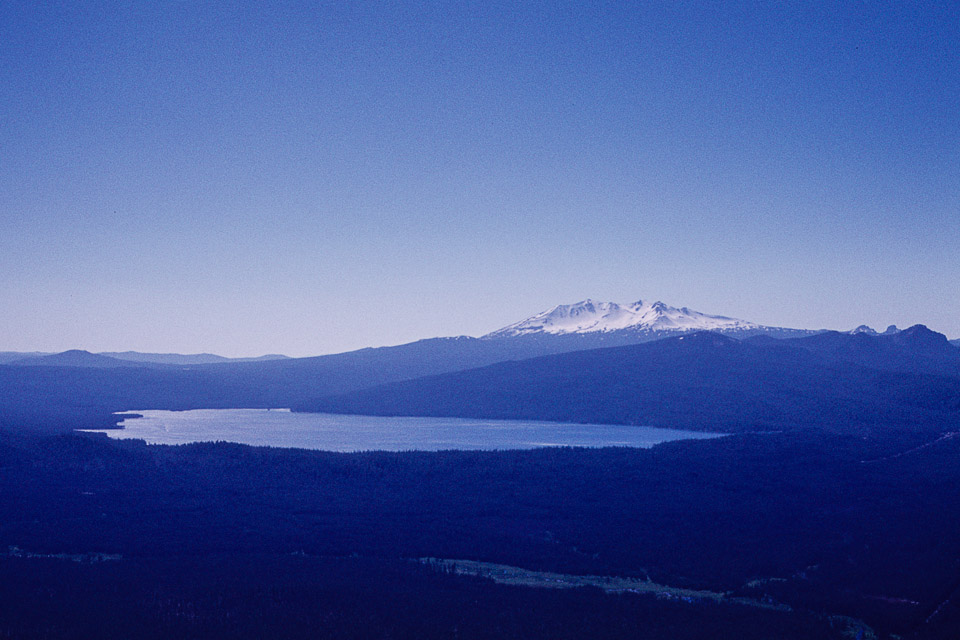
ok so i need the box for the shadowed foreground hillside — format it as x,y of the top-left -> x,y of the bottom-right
1,430 -> 959,638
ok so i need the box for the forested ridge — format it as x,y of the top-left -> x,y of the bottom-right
3,328 -> 960,637
1,429 -> 959,638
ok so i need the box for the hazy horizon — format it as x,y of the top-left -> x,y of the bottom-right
1,297 -> 955,360
3,3 -> 958,357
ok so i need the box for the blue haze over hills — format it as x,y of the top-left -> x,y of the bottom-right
1,3 -> 958,356
3,4 -> 960,638
0,350 -> 289,366
2,296 -> 958,439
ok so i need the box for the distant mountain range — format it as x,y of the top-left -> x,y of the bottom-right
4,298 -> 955,370
0,351 -> 51,365
0,350 -> 290,367
100,351 -> 290,365
10,350 -> 147,368
2,296 -> 958,435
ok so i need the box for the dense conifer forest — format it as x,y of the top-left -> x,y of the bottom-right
3,328 -> 960,637
2,429 -> 959,638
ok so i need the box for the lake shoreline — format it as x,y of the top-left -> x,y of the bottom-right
80,408 -> 725,453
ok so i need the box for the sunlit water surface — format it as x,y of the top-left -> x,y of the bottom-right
82,409 -> 724,452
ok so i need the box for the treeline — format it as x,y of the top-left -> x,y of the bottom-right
1,430 -> 959,637
304,332 -> 960,435
0,334 -> 595,434
5,326 -> 960,437
0,554 -> 849,640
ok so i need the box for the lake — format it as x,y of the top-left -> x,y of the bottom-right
81,409 -> 725,452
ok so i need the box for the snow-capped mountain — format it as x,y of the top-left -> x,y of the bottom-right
849,325 -> 901,336
485,299 -> 763,338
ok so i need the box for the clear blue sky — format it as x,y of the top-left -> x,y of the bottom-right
2,2 -> 958,356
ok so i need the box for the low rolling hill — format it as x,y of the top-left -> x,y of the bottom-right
302,331 -> 960,435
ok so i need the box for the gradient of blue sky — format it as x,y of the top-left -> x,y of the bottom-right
1,2 -> 958,356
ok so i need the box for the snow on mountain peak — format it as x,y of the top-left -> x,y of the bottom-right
850,325 -> 879,335
851,325 -> 902,336
486,298 -> 761,338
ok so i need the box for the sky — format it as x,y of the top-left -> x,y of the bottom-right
1,2 -> 958,357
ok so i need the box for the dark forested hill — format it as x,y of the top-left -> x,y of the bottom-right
304,331 -> 960,435
780,325 -> 960,377
2,429 -> 959,639
5,328 -> 960,436
1,332 -> 805,434
0,337 -> 550,433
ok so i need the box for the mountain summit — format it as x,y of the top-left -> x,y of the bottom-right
485,299 -> 761,338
